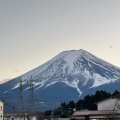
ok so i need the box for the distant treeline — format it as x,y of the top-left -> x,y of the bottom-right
61,90 -> 119,111
45,90 -> 119,117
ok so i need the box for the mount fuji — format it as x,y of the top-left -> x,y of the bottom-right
0,49 -> 120,104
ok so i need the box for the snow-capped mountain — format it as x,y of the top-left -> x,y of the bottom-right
1,49 -> 120,103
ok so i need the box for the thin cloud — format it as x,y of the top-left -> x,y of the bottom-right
12,69 -> 19,72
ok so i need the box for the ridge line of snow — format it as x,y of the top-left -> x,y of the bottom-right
83,55 -> 120,75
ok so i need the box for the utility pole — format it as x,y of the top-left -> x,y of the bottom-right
19,78 -> 24,114
0,96 -> 7,120
29,77 -> 35,113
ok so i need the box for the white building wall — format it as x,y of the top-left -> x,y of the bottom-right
0,101 -> 3,120
98,97 -> 120,110
4,116 -> 37,120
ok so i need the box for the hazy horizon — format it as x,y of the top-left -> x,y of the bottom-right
1,0 -> 120,81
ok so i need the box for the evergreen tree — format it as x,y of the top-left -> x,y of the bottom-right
69,101 -> 75,109
112,90 -> 119,96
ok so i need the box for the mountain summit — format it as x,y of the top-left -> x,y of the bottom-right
1,49 -> 120,102
21,49 -> 120,95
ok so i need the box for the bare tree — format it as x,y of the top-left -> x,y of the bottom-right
103,100 -> 120,120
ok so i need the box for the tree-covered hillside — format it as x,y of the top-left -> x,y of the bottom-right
45,90 -> 120,117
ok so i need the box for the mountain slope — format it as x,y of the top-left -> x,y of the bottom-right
21,49 -> 120,95
0,49 -> 120,103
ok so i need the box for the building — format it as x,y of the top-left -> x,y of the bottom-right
97,94 -> 120,110
0,101 -> 3,120
72,110 -> 120,120
4,113 -> 37,120
72,94 -> 120,120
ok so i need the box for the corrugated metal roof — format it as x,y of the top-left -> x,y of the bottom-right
73,110 -> 120,116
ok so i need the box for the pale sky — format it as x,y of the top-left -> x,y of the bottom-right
1,0 -> 120,81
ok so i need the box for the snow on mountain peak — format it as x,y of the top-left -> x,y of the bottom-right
11,49 -> 120,96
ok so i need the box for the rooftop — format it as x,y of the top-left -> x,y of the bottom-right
73,110 -> 120,116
